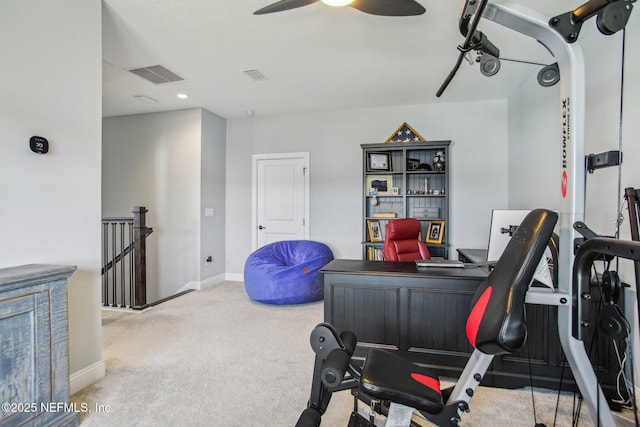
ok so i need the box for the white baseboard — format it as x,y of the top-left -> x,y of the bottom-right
200,273 -> 227,289
176,273 -> 228,293
225,272 -> 244,282
70,360 -> 105,395
176,281 -> 201,293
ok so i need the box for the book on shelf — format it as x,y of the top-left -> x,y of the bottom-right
367,246 -> 384,261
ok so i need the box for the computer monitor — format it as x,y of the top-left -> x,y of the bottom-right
487,210 -> 530,261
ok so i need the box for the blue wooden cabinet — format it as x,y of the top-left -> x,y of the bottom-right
0,264 -> 78,427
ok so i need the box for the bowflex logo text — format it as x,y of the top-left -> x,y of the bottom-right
561,97 -> 571,198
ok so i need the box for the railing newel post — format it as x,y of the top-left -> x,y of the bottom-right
132,206 -> 149,309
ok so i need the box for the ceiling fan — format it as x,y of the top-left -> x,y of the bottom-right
254,0 -> 426,16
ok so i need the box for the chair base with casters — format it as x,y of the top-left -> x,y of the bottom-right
295,209 -> 558,427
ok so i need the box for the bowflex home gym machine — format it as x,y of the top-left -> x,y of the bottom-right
296,1 -> 637,425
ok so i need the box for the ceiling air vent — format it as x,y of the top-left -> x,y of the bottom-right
242,69 -> 266,81
133,95 -> 159,104
129,65 -> 184,84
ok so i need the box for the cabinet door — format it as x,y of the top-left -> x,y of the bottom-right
0,291 -> 52,426
406,287 -> 474,369
327,280 -> 401,349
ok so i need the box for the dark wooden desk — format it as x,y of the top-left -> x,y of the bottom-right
322,259 -> 624,393
322,259 -> 488,376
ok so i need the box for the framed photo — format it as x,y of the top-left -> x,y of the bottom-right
367,152 -> 392,172
366,175 -> 393,195
367,219 -> 383,242
406,158 -> 420,171
426,220 -> 445,244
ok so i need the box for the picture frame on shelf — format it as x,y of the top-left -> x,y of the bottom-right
366,175 -> 393,195
426,220 -> 445,244
367,152 -> 392,172
367,219 -> 383,242
406,158 -> 420,171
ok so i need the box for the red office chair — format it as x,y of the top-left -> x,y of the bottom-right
382,218 -> 431,261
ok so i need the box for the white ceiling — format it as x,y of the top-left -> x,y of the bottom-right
102,0 -> 585,119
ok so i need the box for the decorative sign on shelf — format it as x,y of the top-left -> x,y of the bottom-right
373,212 -> 396,219
385,122 -> 426,143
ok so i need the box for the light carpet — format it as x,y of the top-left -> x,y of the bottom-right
72,281 -> 635,426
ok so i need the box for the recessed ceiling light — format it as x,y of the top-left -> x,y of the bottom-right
177,93 -> 189,99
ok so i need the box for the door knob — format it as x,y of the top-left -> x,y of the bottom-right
258,225 -> 266,230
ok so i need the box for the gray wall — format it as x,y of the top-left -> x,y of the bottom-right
103,108 -> 226,300
0,0 -> 102,387
225,100 -> 509,276
507,74 -> 559,210
200,109 -> 227,280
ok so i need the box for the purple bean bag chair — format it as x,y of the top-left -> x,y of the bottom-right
244,240 -> 334,305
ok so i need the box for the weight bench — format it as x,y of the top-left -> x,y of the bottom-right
296,208 -> 558,426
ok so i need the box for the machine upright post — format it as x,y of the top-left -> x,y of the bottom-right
484,2 -> 614,424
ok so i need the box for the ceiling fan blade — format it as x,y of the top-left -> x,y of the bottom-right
349,0 -> 425,16
254,0 -> 319,15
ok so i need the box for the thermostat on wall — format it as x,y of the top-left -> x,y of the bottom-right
29,136 -> 49,154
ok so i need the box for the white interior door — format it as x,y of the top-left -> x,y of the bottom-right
252,153 -> 309,250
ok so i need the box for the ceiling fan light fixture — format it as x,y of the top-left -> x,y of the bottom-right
320,0 -> 354,7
